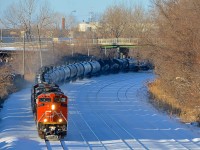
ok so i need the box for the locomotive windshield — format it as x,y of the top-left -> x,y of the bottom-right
54,97 -> 66,102
39,98 -> 51,102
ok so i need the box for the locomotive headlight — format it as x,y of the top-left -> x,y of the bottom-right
51,104 -> 55,110
58,119 -> 63,123
44,119 -> 47,122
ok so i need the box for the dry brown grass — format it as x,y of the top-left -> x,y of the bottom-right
0,65 -> 14,99
140,0 -> 200,123
0,65 -> 26,103
148,79 -> 200,123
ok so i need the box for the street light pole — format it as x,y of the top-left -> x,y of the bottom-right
1,28 -> 2,43
70,10 -> 76,38
70,10 -> 76,57
71,10 -> 76,16
89,11 -> 93,22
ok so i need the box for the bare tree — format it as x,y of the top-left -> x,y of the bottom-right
2,0 -> 60,75
3,0 -> 37,40
127,5 -> 149,38
97,4 -> 129,38
97,3 -> 149,39
146,0 -> 200,122
35,1 -> 56,67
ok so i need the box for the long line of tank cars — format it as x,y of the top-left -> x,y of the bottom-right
32,58 -> 153,140
36,58 -> 154,84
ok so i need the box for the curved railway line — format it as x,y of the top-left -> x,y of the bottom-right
1,73 -> 200,149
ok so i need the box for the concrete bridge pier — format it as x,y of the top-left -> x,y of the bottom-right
101,46 -> 130,59
117,47 -> 129,59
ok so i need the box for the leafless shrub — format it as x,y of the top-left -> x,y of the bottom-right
0,65 -> 15,99
145,0 -> 200,122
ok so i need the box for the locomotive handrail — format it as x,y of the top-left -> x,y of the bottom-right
59,111 -> 67,122
37,113 -> 45,126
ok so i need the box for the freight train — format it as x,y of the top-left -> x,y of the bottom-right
32,57 -> 153,140
36,58 -> 153,84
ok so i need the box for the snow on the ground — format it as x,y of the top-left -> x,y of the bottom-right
0,88 -> 46,150
0,72 -> 200,150
0,47 -> 20,51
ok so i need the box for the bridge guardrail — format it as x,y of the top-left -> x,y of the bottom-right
0,41 -> 49,49
0,38 -> 139,49
96,38 -> 139,45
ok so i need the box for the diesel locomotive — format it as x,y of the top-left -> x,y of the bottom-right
31,83 -> 68,140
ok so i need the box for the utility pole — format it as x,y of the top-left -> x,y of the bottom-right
37,25 -> 43,67
70,10 -> 76,38
39,38 -> 43,67
72,44 -> 74,57
22,31 -> 26,78
52,40 -> 55,64
88,48 -> 90,56
0,19 -> 3,44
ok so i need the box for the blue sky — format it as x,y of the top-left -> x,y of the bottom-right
48,0 -> 152,21
0,0 -> 152,22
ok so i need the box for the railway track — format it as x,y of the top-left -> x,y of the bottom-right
94,77 -> 148,149
45,140 -> 66,150
1,73 -> 200,149
63,73 -> 200,149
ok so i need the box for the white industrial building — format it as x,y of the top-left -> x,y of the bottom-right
78,21 -> 99,32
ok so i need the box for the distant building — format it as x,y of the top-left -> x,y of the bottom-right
2,29 -> 20,37
78,21 -> 99,32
